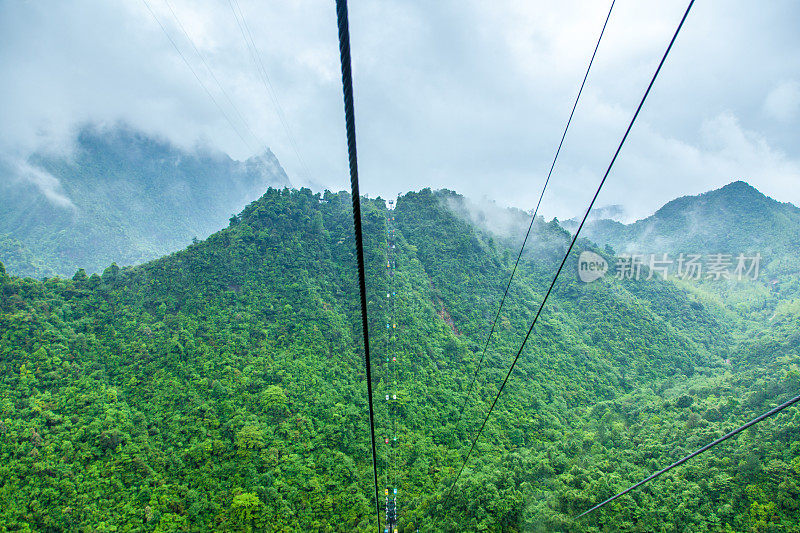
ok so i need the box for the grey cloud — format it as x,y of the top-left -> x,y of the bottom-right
1,0 -> 799,221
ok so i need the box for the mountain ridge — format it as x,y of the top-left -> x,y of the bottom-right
0,123 -> 291,278
566,180 -> 800,256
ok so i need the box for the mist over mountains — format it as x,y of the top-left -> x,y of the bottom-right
565,181 -> 800,259
3,121 -> 797,295
0,124 -> 291,278
0,117 -> 796,530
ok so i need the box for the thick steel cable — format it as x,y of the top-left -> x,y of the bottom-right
334,0 -> 381,530
443,0 -> 696,506
454,0 -> 616,434
576,392 -> 800,519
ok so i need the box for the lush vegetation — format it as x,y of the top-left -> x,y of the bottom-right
0,184 -> 798,531
575,180 -> 800,320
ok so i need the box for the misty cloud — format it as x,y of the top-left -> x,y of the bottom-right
764,81 -> 800,122
5,159 -> 76,210
1,0 -> 799,221
444,193 -> 531,240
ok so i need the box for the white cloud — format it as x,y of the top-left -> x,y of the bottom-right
764,81 -> 800,122
1,0 -> 799,219
9,159 -> 77,209
591,112 -> 800,221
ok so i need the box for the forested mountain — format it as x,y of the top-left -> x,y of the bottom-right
0,186 -> 798,531
567,181 -> 800,283
0,125 -> 291,279
569,181 -> 800,259
565,181 -> 800,322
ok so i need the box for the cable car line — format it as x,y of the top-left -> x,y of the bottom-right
141,0 -> 256,153
334,1 -> 381,530
453,0 -> 616,434
228,0 -> 315,184
385,205 -> 400,532
161,0 -> 273,161
443,0 -> 695,506
575,391 -> 800,519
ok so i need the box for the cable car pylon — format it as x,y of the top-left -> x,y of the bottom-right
385,197 -> 399,533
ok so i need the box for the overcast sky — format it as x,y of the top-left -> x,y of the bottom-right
2,0 -> 798,221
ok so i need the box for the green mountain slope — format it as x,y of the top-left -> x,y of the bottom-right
571,181 -> 800,257
397,189 -> 800,531
0,186 -> 798,531
567,181 -> 800,321
0,124 -> 291,279
0,188 -> 469,531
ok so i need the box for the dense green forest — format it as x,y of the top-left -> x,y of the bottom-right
1,185 -> 798,531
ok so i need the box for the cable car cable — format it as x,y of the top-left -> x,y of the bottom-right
385,211 -> 399,530
141,0 -> 256,153
453,0 -> 616,434
228,0 -> 315,184
162,0 -> 272,160
575,391 -> 800,519
442,0 -> 695,506
334,1 -> 381,530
